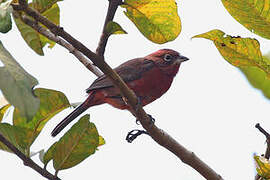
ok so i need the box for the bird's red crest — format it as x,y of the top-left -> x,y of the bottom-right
149,49 -> 180,58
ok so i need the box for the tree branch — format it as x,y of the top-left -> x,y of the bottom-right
12,1 -> 224,179
0,133 -> 60,180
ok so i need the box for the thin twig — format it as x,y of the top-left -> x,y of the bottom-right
96,0 -> 122,56
255,123 -> 270,139
12,1 -> 224,179
255,123 -> 270,158
255,123 -> 270,180
0,133 -> 60,180
13,12 -> 103,77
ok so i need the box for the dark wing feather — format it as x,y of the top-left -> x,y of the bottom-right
86,58 -> 155,92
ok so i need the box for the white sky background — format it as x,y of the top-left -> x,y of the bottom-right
1,0 -> 270,179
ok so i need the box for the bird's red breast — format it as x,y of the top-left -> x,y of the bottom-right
84,49 -> 189,110
51,49 -> 189,137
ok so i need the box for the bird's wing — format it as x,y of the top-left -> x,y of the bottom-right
86,58 -> 155,92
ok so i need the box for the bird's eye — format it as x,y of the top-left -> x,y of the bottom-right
164,54 -> 173,62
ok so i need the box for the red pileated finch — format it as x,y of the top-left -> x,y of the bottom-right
51,49 -> 189,137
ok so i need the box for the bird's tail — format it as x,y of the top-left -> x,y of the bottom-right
51,92 -> 95,137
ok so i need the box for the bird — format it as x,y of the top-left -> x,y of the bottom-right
51,49 -> 189,137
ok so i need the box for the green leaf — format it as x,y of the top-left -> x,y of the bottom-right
122,0 -> 181,44
0,41 -> 40,121
105,21 -> 127,35
240,56 -> 270,99
193,30 -> 270,75
13,15 -> 44,55
53,114 -> 99,171
42,142 -> 57,166
222,0 -> 270,39
0,123 -> 30,155
13,1 -> 61,55
13,88 -> 71,145
0,0 -> 13,34
0,13 -> 12,33
38,149 -> 45,161
0,104 -> 11,122
39,3 -> 60,48
254,155 -> 270,179
32,0 -> 62,13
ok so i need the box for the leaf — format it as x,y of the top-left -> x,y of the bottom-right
13,15 -> 44,55
42,142 -> 57,166
39,3 -> 60,48
122,0 -> 181,44
38,149 -> 45,161
32,0 -> 62,13
98,135 -> 105,147
0,41 -> 40,121
0,104 -> 11,122
0,13 -> 12,33
0,123 -> 30,155
240,62 -> 270,99
13,88 -> 71,145
13,1 -> 60,55
222,0 -> 270,39
105,21 -> 127,35
30,149 -> 44,157
53,114 -> 99,171
254,155 -> 270,179
193,30 -> 270,76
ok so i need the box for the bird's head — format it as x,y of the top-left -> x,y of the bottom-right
146,49 -> 189,77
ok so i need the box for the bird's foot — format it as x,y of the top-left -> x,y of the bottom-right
136,114 -> 155,125
126,129 -> 149,143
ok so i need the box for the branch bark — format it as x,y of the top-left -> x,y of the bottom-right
11,1 -> 224,180
0,133 -> 60,180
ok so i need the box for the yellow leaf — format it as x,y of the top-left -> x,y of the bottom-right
254,155 -> 270,179
193,30 -> 270,76
0,104 -> 11,122
122,0 -> 181,44
222,0 -> 270,39
98,135 -> 105,147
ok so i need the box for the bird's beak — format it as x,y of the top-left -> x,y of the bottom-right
175,54 -> 189,64
178,55 -> 189,62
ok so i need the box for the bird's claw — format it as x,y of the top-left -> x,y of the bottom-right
147,114 -> 155,124
135,114 -> 155,125
126,129 -> 149,143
